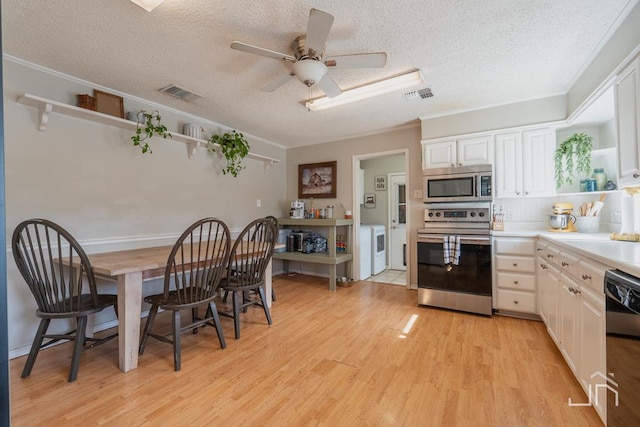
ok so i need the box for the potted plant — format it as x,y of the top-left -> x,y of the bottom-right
130,110 -> 172,154
207,130 -> 250,177
554,132 -> 593,189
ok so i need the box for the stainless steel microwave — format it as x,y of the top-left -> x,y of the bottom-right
422,165 -> 492,203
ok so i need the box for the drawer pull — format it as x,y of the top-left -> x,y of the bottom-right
513,300 -> 519,304
536,248 -> 542,252
561,261 -> 569,267
513,280 -> 519,285
547,254 -> 554,258
512,263 -> 518,267
582,274 -> 591,280
540,264 -> 547,269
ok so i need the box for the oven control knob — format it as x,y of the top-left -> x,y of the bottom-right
436,212 -> 441,217
470,212 -> 476,217
428,212 -> 433,217
478,212 -> 485,217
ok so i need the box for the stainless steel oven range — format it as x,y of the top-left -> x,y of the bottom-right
417,202 -> 492,316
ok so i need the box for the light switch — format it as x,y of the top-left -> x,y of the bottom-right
413,190 -> 423,199
256,199 -> 261,207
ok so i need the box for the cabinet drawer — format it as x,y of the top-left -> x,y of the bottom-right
535,241 -> 547,258
496,289 -> 537,313
578,259 -> 609,295
494,238 -> 535,256
495,255 -> 536,273
558,250 -> 580,278
496,272 -> 536,291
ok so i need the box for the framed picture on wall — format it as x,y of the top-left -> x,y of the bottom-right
298,161 -> 337,198
364,193 -> 376,208
375,175 -> 387,191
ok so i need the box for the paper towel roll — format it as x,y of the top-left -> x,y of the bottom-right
621,195 -> 640,234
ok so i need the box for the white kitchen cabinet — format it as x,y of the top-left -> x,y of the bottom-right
493,237 -> 537,316
615,55 -> 640,187
494,127 -> 556,198
538,240 -> 608,425
422,135 -> 493,169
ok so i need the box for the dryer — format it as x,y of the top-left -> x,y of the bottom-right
370,225 -> 386,275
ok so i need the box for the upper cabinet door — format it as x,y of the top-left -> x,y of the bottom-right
494,132 -> 522,198
522,128 -> 556,197
422,140 -> 456,169
457,136 -> 493,166
615,56 -> 640,187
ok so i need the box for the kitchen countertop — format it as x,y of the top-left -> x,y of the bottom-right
492,227 -> 640,277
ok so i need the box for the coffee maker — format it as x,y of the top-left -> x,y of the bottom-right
290,200 -> 305,218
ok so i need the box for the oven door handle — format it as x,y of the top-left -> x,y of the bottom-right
417,236 -> 491,245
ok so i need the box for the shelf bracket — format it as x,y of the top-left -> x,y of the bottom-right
263,159 -> 275,173
186,142 -> 197,159
37,102 -> 53,131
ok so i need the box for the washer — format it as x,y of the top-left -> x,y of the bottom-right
359,225 -> 372,280
370,225 -> 386,275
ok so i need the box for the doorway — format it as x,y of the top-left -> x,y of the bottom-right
388,173 -> 406,271
353,149 -> 409,288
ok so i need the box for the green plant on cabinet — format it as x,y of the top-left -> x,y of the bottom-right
130,110 -> 172,154
208,130 -> 250,177
554,132 -> 593,189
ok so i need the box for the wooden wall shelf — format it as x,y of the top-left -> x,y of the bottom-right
17,93 -> 280,171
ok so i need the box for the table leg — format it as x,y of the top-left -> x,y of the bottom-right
329,265 -> 336,291
265,259 -> 273,308
117,272 -> 142,372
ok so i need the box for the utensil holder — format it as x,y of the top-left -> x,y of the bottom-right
576,216 -> 599,233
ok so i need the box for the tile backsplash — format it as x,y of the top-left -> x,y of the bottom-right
497,191 -> 621,230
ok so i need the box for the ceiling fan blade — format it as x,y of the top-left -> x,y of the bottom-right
230,41 -> 296,63
261,74 -> 294,92
305,8 -> 334,57
325,52 -> 388,68
316,74 -> 342,98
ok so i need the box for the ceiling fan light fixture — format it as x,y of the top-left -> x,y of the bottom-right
130,0 -> 165,12
306,69 -> 425,111
293,60 -> 328,86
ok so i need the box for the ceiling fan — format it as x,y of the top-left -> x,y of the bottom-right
230,8 -> 387,98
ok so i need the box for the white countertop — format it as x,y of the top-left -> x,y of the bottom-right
493,226 -> 640,277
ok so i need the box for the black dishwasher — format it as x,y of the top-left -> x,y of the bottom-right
605,269 -> 640,426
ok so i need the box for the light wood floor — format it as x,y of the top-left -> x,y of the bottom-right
10,274 -> 602,426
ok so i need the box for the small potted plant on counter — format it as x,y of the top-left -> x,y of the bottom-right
555,132 -> 593,189
207,130 -> 250,177
130,110 -> 172,154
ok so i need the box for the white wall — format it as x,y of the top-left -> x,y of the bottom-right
3,59 -> 287,356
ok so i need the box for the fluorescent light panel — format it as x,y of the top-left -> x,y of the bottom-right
130,0 -> 165,11
306,69 -> 425,111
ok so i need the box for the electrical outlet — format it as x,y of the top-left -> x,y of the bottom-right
413,190 -> 423,199
256,199 -> 261,208
507,211 -> 513,221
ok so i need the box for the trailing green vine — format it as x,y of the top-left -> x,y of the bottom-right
554,132 -> 592,189
208,130 -> 250,177
130,110 -> 172,154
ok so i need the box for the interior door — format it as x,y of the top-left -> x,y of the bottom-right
389,173 -> 406,271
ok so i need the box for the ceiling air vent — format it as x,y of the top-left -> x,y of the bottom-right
402,87 -> 433,103
159,84 -> 201,101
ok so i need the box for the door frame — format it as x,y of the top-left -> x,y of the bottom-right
352,149 -> 410,288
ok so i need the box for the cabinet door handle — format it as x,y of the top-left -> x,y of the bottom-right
458,163 -> 462,166
516,191 -> 520,195
451,163 -> 455,167
536,248 -> 542,252
525,191 -> 529,195
561,261 -> 569,266
582,274 -> 591,280
513,300 -> 519,304
512,263 -> 518,267
547,254 -> 554,258
513,280 -> 519,285
540,264 -> 547,269
634,173 -> 639,179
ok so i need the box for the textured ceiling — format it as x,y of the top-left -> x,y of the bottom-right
2,0 -> 636,147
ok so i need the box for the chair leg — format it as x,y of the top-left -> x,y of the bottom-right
68,316 -> 87,382
257,287 -> 273,325
139,304 -> 159,355
207,302 -> 226,349
232,291 -> 241,339
172,310 -> 181,371
21,318 -> 50,379
271,288 -> 276,302
222,290 -> 229,303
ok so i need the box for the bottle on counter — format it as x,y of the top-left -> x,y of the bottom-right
592,168 -> 607,191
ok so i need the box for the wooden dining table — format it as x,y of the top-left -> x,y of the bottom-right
85,242 -> 282,373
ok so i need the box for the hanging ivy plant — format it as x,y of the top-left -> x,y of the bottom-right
554,132 -> 593,189
208,130 -> 250,177
130,110 -> 172,154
